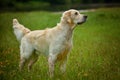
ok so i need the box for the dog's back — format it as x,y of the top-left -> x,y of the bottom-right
13,19 -> 31,42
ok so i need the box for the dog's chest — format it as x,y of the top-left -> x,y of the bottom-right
57,43 -> 71,61
57,36 -> 72,61
54,30 -> 72,61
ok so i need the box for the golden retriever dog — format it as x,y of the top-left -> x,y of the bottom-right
13,9 -> 87,77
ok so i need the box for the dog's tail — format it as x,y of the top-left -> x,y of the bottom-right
13,19 -> 31,42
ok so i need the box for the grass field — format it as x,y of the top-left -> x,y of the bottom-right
0,8 -> 120,80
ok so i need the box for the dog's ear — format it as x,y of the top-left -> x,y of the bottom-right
62,11 -> 72,24
67,18 -> 72,24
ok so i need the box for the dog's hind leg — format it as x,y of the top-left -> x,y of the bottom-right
28,52 -> 38,72
19,57 -> 26,71
19,38 -> 34,71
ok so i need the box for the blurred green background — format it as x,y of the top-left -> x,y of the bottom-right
0,0 -> 120,11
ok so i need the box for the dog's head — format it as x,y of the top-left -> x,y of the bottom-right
61,9 -> 87,26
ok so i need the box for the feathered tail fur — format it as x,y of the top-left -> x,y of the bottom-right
13,19 -> 31,42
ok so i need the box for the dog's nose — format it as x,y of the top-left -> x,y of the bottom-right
84,15 -> 87,19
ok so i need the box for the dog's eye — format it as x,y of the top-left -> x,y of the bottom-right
75,12 -> 78,15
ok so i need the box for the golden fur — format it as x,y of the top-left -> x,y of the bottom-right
13,9 -> 87,77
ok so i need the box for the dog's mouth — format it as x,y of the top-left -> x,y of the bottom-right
77,21 -> 85,25
77,20 -> 86,25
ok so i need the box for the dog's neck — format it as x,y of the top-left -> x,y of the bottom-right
59,19 -> 76,31
56,21 -> 75,41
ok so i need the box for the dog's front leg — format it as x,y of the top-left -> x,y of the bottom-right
60,58 -> 67,74
48,54 -> 56,78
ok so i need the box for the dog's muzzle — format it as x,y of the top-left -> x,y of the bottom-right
77,15 -> 87,25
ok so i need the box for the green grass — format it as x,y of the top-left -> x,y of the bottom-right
0,8 -> 120,80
